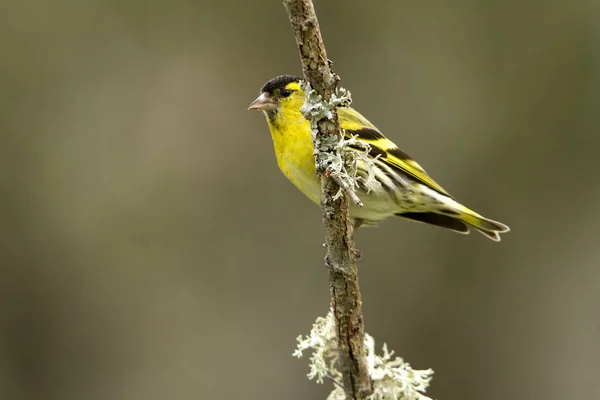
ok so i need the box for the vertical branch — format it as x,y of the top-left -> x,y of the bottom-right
282,1 -> 373,399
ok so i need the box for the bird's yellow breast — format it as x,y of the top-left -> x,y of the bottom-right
266,109 -> 321,205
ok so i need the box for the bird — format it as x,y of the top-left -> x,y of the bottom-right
248,75 -> 509,241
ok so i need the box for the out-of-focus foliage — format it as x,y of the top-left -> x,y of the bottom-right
1,1 -> 598,399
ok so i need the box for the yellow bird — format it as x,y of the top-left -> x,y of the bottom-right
249,75 -> 509,241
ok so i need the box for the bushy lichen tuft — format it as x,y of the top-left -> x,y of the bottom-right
300,81 -> 380,202
300,81 -> 352,122
340,135 -> 382,195
295,311 -> 434,400
293,313 -> 340,385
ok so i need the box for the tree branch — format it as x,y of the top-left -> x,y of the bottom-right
282,1 -> 373,399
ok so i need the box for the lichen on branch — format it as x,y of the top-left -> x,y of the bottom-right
300,82 -> 366,206
283,0 -> 374,398
294,312 -> 435,400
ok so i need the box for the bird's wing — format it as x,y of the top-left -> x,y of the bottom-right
337,106 -> 450,196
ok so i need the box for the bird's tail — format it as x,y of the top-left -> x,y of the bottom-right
395,188 -> 510,241
458,208 -> 510,242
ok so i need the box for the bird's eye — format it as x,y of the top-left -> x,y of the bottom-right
280,89 -> 292,97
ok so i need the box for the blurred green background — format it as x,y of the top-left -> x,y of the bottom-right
1,0 -> 599,399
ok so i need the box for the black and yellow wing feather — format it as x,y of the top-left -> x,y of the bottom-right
337,106 -> 450,196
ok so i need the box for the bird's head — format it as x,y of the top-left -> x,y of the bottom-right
248,75 -> 305,119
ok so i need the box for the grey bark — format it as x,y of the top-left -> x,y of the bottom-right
282,1 -> 373,399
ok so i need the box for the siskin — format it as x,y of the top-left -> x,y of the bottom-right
249,75 -> 509,241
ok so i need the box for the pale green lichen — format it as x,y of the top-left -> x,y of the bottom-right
340,135 -> 383,195
294,311 -> 434,400
293,313 -> 339,384
299,81 -> 381,201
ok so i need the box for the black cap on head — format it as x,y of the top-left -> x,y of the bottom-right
261,75 -> 301,94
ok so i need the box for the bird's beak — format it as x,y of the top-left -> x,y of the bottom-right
248,92 -> 276,111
